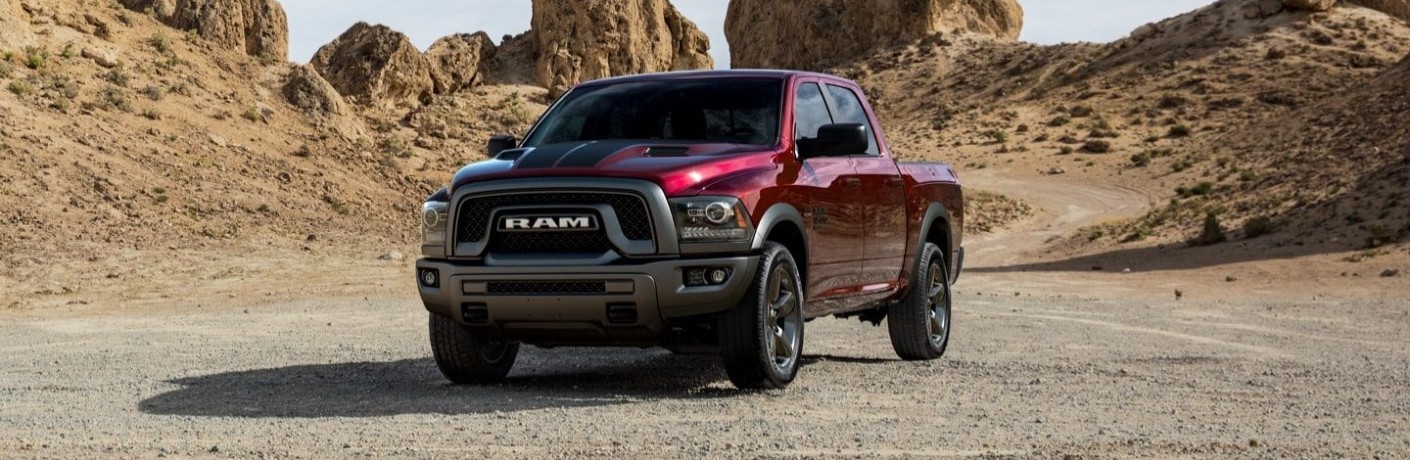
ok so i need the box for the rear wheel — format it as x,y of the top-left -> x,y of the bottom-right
718,243 -> 805,389
887,243 -> 952,360
429,313 -> 520,384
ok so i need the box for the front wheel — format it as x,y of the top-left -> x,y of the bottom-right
718,243 -> 805,389
429,313 -> 520,384
887,243 -> 952,360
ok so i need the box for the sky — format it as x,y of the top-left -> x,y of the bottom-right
283,0 -> 1217,67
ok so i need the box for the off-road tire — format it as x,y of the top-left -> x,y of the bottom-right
429,313 -> 520,384
887,243 -> 952,360
718,243 -> 805,390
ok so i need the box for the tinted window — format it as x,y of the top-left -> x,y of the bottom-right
825,85 -> 879,155
524,79 -> 783,147
794,83 -> 833,141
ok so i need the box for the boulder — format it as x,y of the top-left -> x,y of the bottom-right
0,0 -> 34,49
282,64 -> 348,117
531,0 -> 714,96
425,32 -> 496,95
118,0 -> 289,59
726,0 -> 1024,71
310,22 -> 435,107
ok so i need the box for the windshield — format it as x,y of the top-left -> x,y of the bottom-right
523,79 -> 784,147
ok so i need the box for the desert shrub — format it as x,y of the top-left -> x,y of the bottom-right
141,108 -> 161,120
241,106 -> 265,122
0,61 -> 10,78
1168,125 -> 1192,138
1081,140 -> 1112,154
1175,181 -> 1215,198
141,85 -> 164,101
48,76 -> 80,99
985,129 -> 1009,144
8,80 -> 35,96
1189,212 -> 1227,246
149,32 -> 171,53
1059,146 -> 1074,155
23,46 -> 45,69
1243,216 -> 1276,239
1069,106 -> 1094,117
1047,116 -> 1070,127
105,67 -> 131,86
100,86 -> 133,112
1158,95 -> 1188,109
1089,129 -> 1120,139
1130,151 -> 1152,167
1015,124 -> 1030,133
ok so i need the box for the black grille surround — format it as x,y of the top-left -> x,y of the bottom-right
456,192 -> 654,246
487,281 -> 607,296
489,229 -> 613,255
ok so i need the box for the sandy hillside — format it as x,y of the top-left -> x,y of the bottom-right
833,0 -> 1410,267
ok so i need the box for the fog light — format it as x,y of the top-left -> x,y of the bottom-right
709,268 -> 729,285
685,267 -> 732,287
418,268 -> 439,288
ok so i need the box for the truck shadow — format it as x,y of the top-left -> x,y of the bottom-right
138,349 -> 734,419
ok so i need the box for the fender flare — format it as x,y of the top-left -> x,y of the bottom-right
913,202 -> 954,280
750,203 -> 808,257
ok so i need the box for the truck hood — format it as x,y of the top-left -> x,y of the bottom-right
450,140 -> 783,196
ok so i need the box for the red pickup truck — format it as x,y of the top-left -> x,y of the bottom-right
416,70 -> 964,389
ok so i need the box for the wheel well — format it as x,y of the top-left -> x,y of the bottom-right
765,221 -> 807,284
925,217 -> 951,259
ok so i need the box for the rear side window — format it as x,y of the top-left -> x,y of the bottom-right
825,85 -> 879,155
794,82 -> 833,141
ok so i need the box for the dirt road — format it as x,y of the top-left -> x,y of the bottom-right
3,284 -> 1407,459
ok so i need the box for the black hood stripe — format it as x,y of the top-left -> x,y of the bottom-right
515,143 -> 587,169
557,140 -> 641,168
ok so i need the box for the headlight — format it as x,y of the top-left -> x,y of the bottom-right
422,201 -> 449,245
671,196 -> 753,243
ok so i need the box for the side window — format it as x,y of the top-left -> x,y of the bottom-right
825,85 -> 879,155
794,82 -> 833,141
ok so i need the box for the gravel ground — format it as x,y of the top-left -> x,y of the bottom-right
3,287 -> 1407,459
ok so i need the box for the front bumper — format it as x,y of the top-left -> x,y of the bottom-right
416,255 -> 759,347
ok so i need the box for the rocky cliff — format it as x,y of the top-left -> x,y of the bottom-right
726,0 -> 1023,71
531,0 -> 713,96
118,0 -> 289,59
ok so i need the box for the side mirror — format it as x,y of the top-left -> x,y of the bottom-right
487,134 -> 519,156
798,124 -> 868,159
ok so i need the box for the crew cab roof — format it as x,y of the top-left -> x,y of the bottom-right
574,70 -> 853,88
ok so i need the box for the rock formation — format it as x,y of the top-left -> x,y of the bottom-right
531,0 -> 713,96
282,64 -> 348,117
310,22 -> 435,107
118,0 -> 289,59
726,0 -> 1024,71
425,32 -> 497,95
0,0 -> 34,49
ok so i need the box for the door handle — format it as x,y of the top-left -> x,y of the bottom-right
886,178 -> 905,188
842,178 -> 861,188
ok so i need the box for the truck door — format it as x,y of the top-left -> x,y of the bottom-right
823,84 -> 907,292
793,81 -> 866,303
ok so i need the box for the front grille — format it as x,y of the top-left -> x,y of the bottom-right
487,281 -> 606,296
488,230 -> 612,254
457,192 -> 652,244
